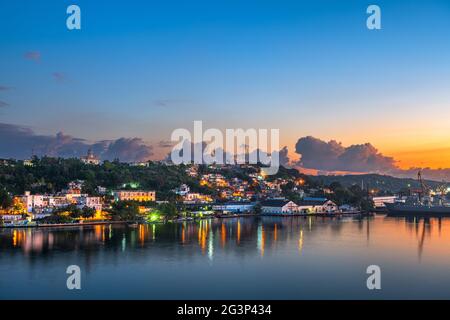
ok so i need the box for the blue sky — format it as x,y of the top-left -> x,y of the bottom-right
1,0 -> 450,165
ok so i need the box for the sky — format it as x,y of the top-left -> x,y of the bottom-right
1,0 -> 450,175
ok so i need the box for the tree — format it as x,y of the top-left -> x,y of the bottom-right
108,201 -> 140,221
53,204 -> 81,219
158,203 -> 178,218
81,206 -> 96,219
253,203 -> 262,214
0,187 -> 12,209
329,181 -> 342,192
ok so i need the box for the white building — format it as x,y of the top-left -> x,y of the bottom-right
298,198 -> 339,214
46,196 -> 70,208
77,196 -> 102,211
183,193 -> 212,204
173,184 -> 190,196
212,202 -> 255,213
20,192 -> 45,213
80,149 -> 100,165
339,204 -> 359,212
261,199 -> 300,214
372,196 -> 397,208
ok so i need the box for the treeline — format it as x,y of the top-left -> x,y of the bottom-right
0,157 -> 212,199
310,173 -> 442,193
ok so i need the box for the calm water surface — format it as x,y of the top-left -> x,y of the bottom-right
1,215 -> 450,299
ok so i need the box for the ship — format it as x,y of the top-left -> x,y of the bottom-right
385,202 -> 450,216
385,170 -> 450,217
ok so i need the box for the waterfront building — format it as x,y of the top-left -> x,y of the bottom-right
212,201 -> 255,214
261,199 -> 300,214
18,191 -> 45,213
113,190 -> 156,202
339,204 -> 359,212
0,213 -> 25,223
372,196 -> 397,208
298,199 -> 339,214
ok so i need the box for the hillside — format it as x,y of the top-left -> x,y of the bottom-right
310,173 -> 445,193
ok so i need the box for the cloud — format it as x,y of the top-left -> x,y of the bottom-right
277,146 -> 291,167
158,140 -> 175,148
0,101 -> 9,108
100,138 -> 153,162
295,136 -> 397,173
153,99 -> 190,107
0,86 -> 13,91
52,72 -> 66,83
395,167 -> 450,182
167,139 -> 288,168
0,123 -> 153,162
154,100 -> 170,107
24,51 -> 41,62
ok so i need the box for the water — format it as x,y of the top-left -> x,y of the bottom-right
1,215 -> 450,299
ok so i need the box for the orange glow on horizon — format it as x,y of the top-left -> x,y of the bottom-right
284,134 -> 450,172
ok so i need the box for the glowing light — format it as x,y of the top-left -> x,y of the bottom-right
221,223 -> 226,248
148,213 -> 160,222
12,229 -> 17,247
236,220 -> 241,244
257,224 -> 265,257
298,230 -> 304,253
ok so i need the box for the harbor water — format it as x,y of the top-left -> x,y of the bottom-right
1,215 -> 450,299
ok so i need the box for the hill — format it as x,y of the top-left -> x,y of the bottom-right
310,173 -> 445,193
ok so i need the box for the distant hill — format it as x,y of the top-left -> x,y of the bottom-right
310,173 -> 445,193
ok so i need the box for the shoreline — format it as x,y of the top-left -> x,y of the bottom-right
0,212 -> 373,229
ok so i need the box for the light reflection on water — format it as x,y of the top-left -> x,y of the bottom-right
1,215 -> 450,299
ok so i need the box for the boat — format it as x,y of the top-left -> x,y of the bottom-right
385,170 -> 450,217
2,220 -> 37,228
385,202 -> 450,216
128,223 -> 139,227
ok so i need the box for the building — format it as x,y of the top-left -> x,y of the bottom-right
18,192 -> 45,213
298,198 -> 339,214
97,186 -> 107,194
339,204 -> 359,212
46,196 -> 70,208
0,214 -> 26,223
77,196 -> 103,211
80,149 -> 100,165
261,199 -> 299,214
372,196 -> 397,208
183,192 -> 213,204
173,184 -> 190,196
113,190 -> 156,202
62,180 -> 84,196
22,159 -> 34,167
212,201 -> 255,214
131,161 -> 150,167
